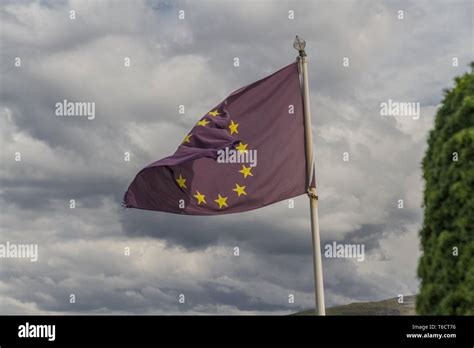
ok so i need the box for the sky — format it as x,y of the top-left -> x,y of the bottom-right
0,0 -> 472,314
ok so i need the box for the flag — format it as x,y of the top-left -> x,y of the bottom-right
123,62 -> 310,215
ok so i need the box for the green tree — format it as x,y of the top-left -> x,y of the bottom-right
417,63 -> 474,315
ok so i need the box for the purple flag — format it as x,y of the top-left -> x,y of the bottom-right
124,62 -> 309,215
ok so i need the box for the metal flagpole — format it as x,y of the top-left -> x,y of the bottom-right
294,36 -> 326,316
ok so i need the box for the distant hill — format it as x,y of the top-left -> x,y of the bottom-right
293,295 -> 416,316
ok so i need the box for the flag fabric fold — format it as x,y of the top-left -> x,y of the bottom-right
124,62 -> 309,215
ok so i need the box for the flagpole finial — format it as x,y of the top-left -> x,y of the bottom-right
293,35 -> 306,57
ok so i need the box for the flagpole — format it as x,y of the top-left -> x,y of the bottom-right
294,36 -> 326,316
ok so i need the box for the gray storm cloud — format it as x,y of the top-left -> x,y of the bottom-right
0,0 -> 472,314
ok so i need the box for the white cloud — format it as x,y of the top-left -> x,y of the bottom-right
0,0 -> 471,314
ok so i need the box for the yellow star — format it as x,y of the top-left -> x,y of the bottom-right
193,191 -> 206,205
235,142 -> 248,153
176,174 -> 187,189
232,183 -> 247,197
182,134 -> 192,144
229,120 -> 239,135
239,165 -> 253,178
208,110 -> 220,117
214,194 -> 228,209
197,118 -> 210,127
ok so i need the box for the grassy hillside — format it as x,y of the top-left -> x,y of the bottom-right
293,296 -> 416,316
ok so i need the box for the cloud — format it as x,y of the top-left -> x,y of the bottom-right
0,0 -> 471,314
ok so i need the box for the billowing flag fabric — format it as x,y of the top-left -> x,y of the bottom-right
124,62 -> 309,215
